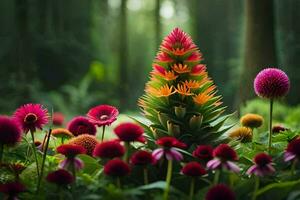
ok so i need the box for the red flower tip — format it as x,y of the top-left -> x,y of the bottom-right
46,169 -> 74,185
87,105 -> 119,127
114,122 -> 144,142
286,138 -> 300,157
0,182 -> 26,196
272,125 -> 287,133
130,150 -> 154,166
104,158 -> 130,177
68,134 -> 99,156
13,103 -> 49,133
193,145 -> 213,161
67,116 -> 96,136
93,140 -> 125,159
213,144 -> 238,161
57,144 -> 86,158
52,112 -> 65,126
181,162 -> 206,177
205,184 -> 236,200
0,116 -> 22,146
156,137 -> 186,149
254,153 -> 272,167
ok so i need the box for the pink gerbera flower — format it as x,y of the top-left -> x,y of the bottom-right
247,153 -> 275,177
57,144 -> 86,170
207,144 -> 240,173
152,137 -> 186,162
13,103 -> 49,133
87,105 -> 119,127
67,116 -> 96,136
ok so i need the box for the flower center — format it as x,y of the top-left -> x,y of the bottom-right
24,113 -> 38,124
100,115 -> 109,120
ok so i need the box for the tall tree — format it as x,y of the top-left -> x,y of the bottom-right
237,0 -> 277,106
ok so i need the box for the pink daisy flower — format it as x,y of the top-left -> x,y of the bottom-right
207,144 -> 240,173
247,153 -> 275,177
284,138 -> 300,162
87,105 -> 119,127
13,103 -> 49,133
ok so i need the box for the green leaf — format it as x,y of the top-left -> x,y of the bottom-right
256,180 -> 300,196
78,154 -> 101,175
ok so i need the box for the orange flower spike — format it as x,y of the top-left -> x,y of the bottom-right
184,80 -> 201,89
176,84 -> 193,96
204,85 -> 217,95
157,85 -> 176,97
172,63 -> 190,74
162,71 -> 178,81
193,93 -> 213,105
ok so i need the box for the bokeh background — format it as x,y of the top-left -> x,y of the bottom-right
0,0 -> 299,119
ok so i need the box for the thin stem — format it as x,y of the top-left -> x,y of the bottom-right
0,143 -> 3,164
30,130 -> 40,177
37,129 -> 52,194
291,159 -> 297,176
101,126 -> 106,142
251,176 -> 260,200
61,137 -> 64,144
163,159 -> 173,200
123,142 -> 130,163
268,99 -> 273,153
116,177 -> 121,188
213,170 -> 220,185
189,177 -> 195,200
143,167 -> 149,185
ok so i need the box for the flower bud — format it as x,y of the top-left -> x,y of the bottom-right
167,121 -> 180,137
158,112 -> 169,128
189,114 -> 203,130
175,106 -> 186,119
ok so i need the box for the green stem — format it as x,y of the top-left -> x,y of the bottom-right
143,167 -> 149,185
124,142 -> 130,162
0,143 -> 3,164
61,137 -> 64,144
30,130 -> 40,178
116,177 -> 121,188
101,126 -> 106,142
189,177 -> 195,200
37,129 -> 52,194
268,99 -> 273,153
213,170 -> 220,185
163,159 -> 173,200
291,159 -> 297,176
251,176 -> 260,200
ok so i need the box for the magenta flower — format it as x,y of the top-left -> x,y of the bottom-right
13,103 -> 49,133
152,137 -> 186,162
104,158 -> 130,177
46,169 -> 74,185
0,116 -> 22,146
93,140 -> 125,159
207,144 -> 240,173
57,144 -> 86,171
254,68 -> 290,99
247,153 -> 275,177
0,182 -> 26,200
130,150 -> 154,166
192,145 -> 213,161
205,184 -> 236,200
181,162 -> 206,177
284,138 -> 300,162
87,105 -> 119,127
67,116 -> 96,136
114,122 -> 145,142
52,112 -> 65,126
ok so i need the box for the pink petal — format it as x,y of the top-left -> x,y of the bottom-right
74,158 -> 84,170
152,148 -> 164,161
284,152 -> 296,162
207,159 -> 221,170
166,148 -> 183,161
59,159 -> 69,169
246,165 -> 257,175
224,161 -> 240,173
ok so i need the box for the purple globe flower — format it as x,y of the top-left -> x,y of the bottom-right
254,68 -> 290,99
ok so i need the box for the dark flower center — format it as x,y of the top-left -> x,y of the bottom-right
24,113 -> 38,124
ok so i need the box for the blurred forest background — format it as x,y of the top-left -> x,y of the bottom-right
0,0 -> 299,117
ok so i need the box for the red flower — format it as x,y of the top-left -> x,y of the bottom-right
0,116 -> 22,145
87,105 -> 119,127
114,123 -> 144,142
0,182 -> 26,198
284,138 -> 300,162
181,162 -> 206,177
93,140 -> 125,159
68,134 -> 99,156
156,137 -> 186,149
254,153 -> 272,167
104,158 -> 130,177
130,150 -> 154,166
272,125 -> 287,133
213,144 -> 238,161
193,145 -> 213,161
247,153 -> 275,177
13,103 -> 49,133
67,116 -> 96,136
46,169 -> 74,185
52,112 -> 65,126
205,184 -> 235,200
57,144 -> 86,158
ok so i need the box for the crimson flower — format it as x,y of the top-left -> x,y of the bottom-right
68,134 -> 99,156
104,158 -> 130,177
181,162 -> 206,177
192,145 -> 213,161
205,184 -> 236,200
87,105 -> 119,127
57,144 -> 86,170
152,137 -> 186,162
247,153 -> 275,177
46,169 -> 74,185
52,112 -> 65,126
13,103 -> 49,133
114,122 -> 145,142
93,140 -> 125,159
67,116 -> 96,136
0,182 -> 26,200
0,116 -> 22,146
284,138 -> 300,162
207,144 -> 240,173
130,150 -> 154,166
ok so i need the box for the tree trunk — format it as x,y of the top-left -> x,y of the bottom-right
238,0 -> 277,106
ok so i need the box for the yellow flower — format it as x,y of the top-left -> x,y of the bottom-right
193,93 -> 212,105
51,128 -> 73,138
184,80 -> 201,89
172,63 -> 190,73
147,84 -> 176,97
240,114 -> 264,128
229,127 -> 253,143
176,84 -> 193,96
